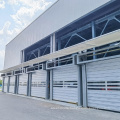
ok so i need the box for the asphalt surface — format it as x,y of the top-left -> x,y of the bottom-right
0,92 -> 120,120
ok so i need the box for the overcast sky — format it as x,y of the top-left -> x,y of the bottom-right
0,0 -> 57,70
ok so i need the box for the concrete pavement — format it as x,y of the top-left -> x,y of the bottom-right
0,92 -> 120,120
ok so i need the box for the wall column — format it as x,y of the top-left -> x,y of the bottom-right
58,39 -> 61,65
21,50 -> 25,63
38,49 -> 41,57
50,70 -> 53,100
92,21 -> 97,59
82,64 -> 87,107
15,75 -> 19,94
14,76 -> 17,94
27,73 -> 32,96
50,33 -> 56,100
50,33 -> 56,53
46,70 -> 50,99
7,77 -> 10,93
77,65 -> 82,106
2,77 -> 4,92
58,39 -> 61,51
16,75 -> 19,94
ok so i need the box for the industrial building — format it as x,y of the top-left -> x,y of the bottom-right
1,0 -> 120,112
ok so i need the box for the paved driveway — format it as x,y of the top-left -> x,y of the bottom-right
0,92 -> 120,120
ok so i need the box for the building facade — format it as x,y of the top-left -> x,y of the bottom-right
1,0 -> 120,112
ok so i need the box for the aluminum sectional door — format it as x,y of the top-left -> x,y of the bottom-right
4,77 -> 8,93
18,74 -> 28,95
53,64 -> 78,103
9,76 -> 15,93
86,57 -> 120,112
31,70 -> 46,98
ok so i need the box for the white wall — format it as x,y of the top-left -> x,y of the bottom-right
4,0 -> 111,69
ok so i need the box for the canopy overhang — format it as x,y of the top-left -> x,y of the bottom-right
1,29 -> 120,73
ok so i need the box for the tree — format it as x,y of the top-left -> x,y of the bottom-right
0,80 -> 2,85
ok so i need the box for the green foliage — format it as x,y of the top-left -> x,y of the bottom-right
0,80 -> 2,85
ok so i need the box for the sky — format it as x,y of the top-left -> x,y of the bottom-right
0,0 -> 57,70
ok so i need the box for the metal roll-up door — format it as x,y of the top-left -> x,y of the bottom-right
4,77 -> 8,93
9,76 -> 15,93
86,57 -> 120,112
31,70 -> 46,98
53,64 -> 78,103
18,74 -> 28,95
